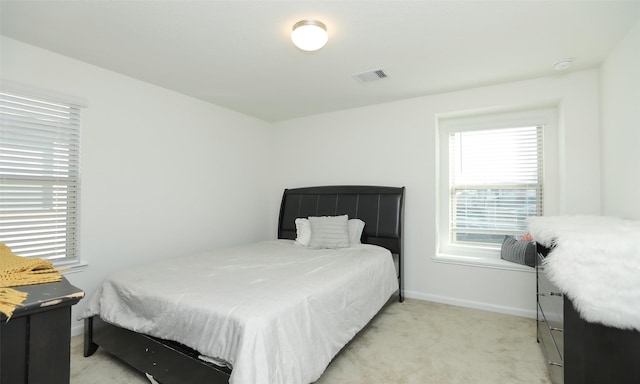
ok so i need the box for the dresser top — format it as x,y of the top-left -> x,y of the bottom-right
1,277 -> 84,321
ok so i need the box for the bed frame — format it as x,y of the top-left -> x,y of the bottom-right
84,185 -> 405,384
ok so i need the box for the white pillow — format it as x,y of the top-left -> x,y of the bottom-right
294,218 -> 311,246
348,219 -> 365,245
309,215 -> 350,249
295,216 -> 365,247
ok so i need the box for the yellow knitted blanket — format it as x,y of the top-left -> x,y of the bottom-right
0,243 -> 62,319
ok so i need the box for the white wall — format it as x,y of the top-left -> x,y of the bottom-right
601,19 -> 640,219
1,37 -> 274,334
271,70 -> 601,317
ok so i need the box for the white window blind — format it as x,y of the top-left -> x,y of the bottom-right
0,90 -> 81,263
449,126 -> 543,246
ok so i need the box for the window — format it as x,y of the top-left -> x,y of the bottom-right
438,109 -> 556,262
0,89 -> 81,265
450,126 -> 542,245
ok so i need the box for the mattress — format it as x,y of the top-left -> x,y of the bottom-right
82,240 -> 399,384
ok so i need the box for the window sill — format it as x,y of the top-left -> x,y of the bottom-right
54,260 -> 88,274
433,253 -> 534,272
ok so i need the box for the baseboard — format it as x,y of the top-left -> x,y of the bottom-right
71,322 -> 84,337
403,290 -> 536,319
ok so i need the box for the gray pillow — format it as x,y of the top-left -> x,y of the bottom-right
309,215 -> 350,249
500,236 -> 535,267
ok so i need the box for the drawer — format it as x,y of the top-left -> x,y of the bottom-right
538,268 -> 562,298
537,285 -> 564,332
537,273 -> 564,330
92,317 -> 231,383
537,303 -> 564,358
537,312 -> 563,384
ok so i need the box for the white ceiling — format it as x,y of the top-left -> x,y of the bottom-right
2,1 -> 640,122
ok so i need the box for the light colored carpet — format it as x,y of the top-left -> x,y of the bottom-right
70,299 -> 551,384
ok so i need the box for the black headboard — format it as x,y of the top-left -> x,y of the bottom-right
278,185 -> 405,255
278,185 -> 405,301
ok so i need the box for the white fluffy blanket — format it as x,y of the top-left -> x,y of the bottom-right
528,215 -> 640,331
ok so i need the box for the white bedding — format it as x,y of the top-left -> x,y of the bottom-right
82,240 -> 399,384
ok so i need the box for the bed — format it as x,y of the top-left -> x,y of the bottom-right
82,185 -> 405,384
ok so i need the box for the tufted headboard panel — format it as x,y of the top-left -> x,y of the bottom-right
277,185 -> 405,255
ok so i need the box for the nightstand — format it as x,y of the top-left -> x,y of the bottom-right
0,277 -> 84,384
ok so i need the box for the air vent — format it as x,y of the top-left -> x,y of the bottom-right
352,69 -> 390,83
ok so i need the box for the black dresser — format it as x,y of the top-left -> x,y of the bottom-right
536,245 -> 640,384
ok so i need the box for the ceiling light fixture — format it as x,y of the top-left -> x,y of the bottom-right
291,19 -> 328,51
553,58 -> 574,71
